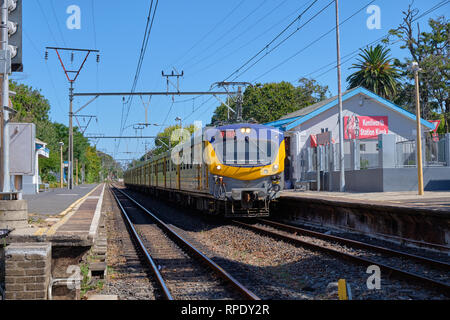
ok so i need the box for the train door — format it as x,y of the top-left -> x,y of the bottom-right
156,162 -> 159,187
164,158 -> 167,188
284,136 -> 291,189
177,163 -> 180,190
197,164 -> 201,190
202,141 -> 208,191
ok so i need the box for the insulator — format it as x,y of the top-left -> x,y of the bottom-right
96,54 -> 100,63
71,52 -> 74,62
45,51 -> 48,60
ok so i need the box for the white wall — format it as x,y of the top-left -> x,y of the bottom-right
288,93 -> 429,181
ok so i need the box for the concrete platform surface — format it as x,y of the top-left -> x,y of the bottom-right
280,190 -> 450,213
24,184 -> 99,216
10,184 -> 106,246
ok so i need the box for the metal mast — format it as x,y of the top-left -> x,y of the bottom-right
335,0 -> 345,192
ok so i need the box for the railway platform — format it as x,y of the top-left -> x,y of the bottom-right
3,183 -> 107,299
277,190 -> 450,251
9,183 -> 105,246
24,184 -> 99,217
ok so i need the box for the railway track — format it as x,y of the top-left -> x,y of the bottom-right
109,185 -> 260,300
231,219 -> 450,297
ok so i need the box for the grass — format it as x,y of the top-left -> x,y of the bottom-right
79,263 -> 104,298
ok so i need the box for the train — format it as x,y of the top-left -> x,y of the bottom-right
124,123 -> 285,217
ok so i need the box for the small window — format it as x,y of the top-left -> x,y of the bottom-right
360,144 -> 366,152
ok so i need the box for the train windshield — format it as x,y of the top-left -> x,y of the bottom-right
211,129 -> 281,167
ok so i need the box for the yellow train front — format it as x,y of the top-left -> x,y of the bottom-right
124,123 -> 285,217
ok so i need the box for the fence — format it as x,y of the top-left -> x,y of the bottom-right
396,134 -> 448,167
299,133 -> 450,180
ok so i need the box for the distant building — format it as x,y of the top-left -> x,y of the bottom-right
266,87 -> 450,192
8,123 -> 50,195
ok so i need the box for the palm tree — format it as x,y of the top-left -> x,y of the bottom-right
346,45 -> 400,99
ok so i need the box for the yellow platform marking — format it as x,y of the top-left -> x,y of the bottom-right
33,184 -> 103,237
34,227 -> 49,236
338,279 -> 348,300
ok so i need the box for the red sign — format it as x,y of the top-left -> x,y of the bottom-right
310,134 -> 318,147
432,132 -> 439,142
344,116 -> 388,140
429,120 -> 441,133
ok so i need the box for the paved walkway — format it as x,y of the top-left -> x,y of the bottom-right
24,184 -> 98,216
280,190 -> 450,213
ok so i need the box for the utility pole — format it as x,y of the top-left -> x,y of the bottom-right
162,70 -> 184,93
335,0 -> 345,192
45,47 -> 99,189
411,61 -> 424,195
75,158 -> 78,186
82,162 -> 85,184
59,141 -> 64,188
175,116 -> 182,129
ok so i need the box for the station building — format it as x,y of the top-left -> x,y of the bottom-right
266,86 -> 450,192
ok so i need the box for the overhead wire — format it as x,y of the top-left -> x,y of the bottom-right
294,0 -> 450,82
227,0 -> 334,82
251,0 -> 376,83
116,0 -> 159,157
36,0 -> 59,45
170,0 -> 246,69
222,0 -> 322,82
50,0 -> 67,47
183,0 -> 321,121
181,0 -> 270,71
188,0 -> 297,76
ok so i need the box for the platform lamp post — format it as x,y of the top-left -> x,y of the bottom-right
59,141 -> 64,188
175,116 -> 182,129
411,61 -> 424,195
175,117 -> 182,143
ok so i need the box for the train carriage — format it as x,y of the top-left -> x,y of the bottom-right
124,123 -> 285,217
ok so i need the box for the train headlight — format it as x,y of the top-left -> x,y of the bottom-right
245,128 -> 251,134
216,165 -> 222,170
263,169 -> 269,175
240,128 -> 246,134
273,164 -> 279,171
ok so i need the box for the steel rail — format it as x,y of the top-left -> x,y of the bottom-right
232,220 -> 450,296
112,185 -> 261,300
110,187 -> 173,300
258,219 -> 450,271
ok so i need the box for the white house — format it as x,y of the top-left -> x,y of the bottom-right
266,87 -> 449,191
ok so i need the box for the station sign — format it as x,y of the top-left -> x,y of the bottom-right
344,116 -> 388,140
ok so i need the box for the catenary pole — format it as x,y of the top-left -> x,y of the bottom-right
335,0 -> 345,192
45,47 -> 99,190
69,81 -> 74,189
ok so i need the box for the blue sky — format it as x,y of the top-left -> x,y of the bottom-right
17,0 -> 449,163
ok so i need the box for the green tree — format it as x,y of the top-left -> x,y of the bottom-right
385,6 -> 449,131
211,79 -> 330,124
10,81 -> 51,124
346,44 -> 400,99
151,124 -> 199,156
9,80 -> 105,183
85,146 -> 101,183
